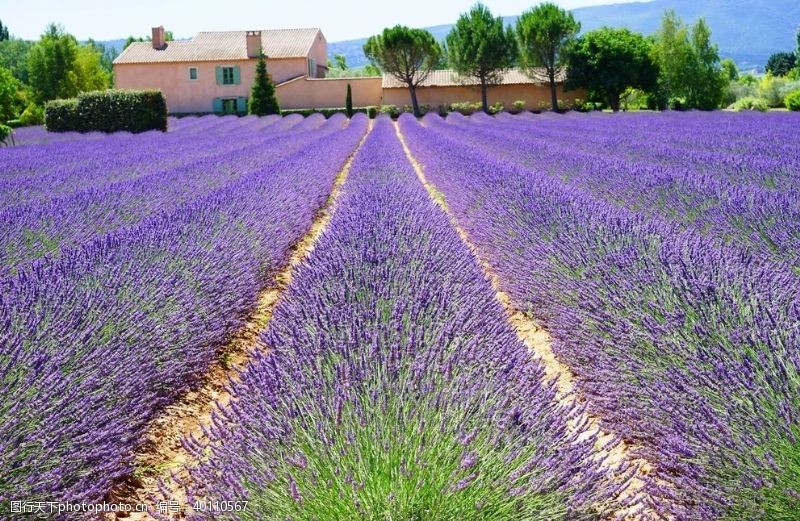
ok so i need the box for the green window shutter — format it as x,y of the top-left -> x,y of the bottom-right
213,98 -> 223,113
233,65 -> 241,85
237,97 -> 247,113
215,66 -> 223,85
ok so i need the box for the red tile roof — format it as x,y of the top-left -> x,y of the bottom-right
114,28 -> 323,64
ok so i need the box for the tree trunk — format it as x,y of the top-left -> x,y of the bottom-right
549,69 -> 559,113
481,81 -> 489,113
408,83 -> 421,117
609,94 -> 621,113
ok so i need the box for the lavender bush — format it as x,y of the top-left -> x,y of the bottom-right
400,112 -> 800,518
0,115 -> 368,506
184,117 -> 617,519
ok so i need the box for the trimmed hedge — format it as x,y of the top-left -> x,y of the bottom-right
45,90 -> 167,133
280,106 -> 378,119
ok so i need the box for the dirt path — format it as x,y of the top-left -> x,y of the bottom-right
394,121 -> 670,520
105,122 -> 372,520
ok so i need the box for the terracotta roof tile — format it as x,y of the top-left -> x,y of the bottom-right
114,28 -> 322,64
381,67 -> 564,88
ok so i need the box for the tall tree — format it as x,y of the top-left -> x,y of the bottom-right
248,52 -> 280,116
334,53 -> 347,70
565,28 -> 658,112
364,25 -> 441,117
720,58 -> 738,82
0,39 -> 34,83
345,83 -> 353,117
27,24 -> 80,103
515,2 -> 580,112
0,20 -> 10,41
28,24 -> 111,104
688,18 -> 725,109
0,65 -> 24,122
765,52 -> 797,77
446,3 -> 516,113
651,11 -> 724,110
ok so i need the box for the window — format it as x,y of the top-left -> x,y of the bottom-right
308,58 -> 316,78
222,98 -> 238,113
189,67 -> 198,80
222,67 -> 235,85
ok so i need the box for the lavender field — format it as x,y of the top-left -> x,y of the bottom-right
1,111 -> 798,520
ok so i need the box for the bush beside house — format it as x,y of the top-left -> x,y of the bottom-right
45,89 -> 167,132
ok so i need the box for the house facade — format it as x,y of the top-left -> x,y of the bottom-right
113,26 -> 327,114
114,26 -> 583,114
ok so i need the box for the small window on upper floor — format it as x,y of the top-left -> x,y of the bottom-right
189,67 -> 198,80
222,67 -> 235,85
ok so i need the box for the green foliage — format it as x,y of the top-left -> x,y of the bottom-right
766,51 -> 797,77
27,24 -> 110,105
364,25 -> 441,116
19,103 -> 44,126
0,65 -> 25,122
280,106 -> 378,118
0,39 -> 33,84
728,96 -> 769,112
248,52 -> 280,116
124,31 -> 173,50
721,58 -> 738,81
345,83 -> 353,118
333,53 -> 347,70
756,75 -> 800,107
0,20 -> 9,42
516,2 -> 580,112
512,99 -> 526,113
651,11 -> 726,110
565,27 -> 658,112
45,89 -> 167,133
446,3 -> 516,113
0,123 -> 12,144
449,101 -> 483,115
488,101 -> 504,114
785,90 -> 800,111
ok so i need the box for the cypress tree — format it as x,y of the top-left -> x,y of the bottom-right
345,83 -> 353,117
248,52 -> 280,116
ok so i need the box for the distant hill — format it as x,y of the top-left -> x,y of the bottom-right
328,0 -> 800,72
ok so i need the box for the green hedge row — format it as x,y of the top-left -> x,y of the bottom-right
44,90 -> 168,133
280,106 -> 379,119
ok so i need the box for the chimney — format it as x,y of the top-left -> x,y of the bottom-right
246,30 -> 262,58
152,26 -> 165,50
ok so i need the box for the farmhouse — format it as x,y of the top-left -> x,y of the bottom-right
114,26 -> 582,113
114,26 -> 328,114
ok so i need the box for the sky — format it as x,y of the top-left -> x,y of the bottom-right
1,0 -> 650,42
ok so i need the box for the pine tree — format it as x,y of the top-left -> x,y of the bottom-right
345,83 -> 353,117
248,52 -> 279,116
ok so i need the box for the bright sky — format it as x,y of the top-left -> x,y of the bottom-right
1,0 -> 649,42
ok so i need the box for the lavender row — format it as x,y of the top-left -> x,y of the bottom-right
429,112 -> 800,269
399,113 -> 800,518
0,114 -> 368,506
0,114 -> 311,209
182,117 -> 618,519
0,115 -> 345,276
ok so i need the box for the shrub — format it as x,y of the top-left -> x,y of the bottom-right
0,123 -> 12,145
367,106 -> 377,119
512,100 -> 526,113
45,90 -> 167,133
19,103 -> 44,126
729,97 -> 769,112
488,101 -> 504,114
6,119 -> 22,128
785,90 -> 800,111
280,107 -> 378,119
44,98 -> 80,131
379,105 -> 401,118
758,75 -> 787,107
449,101 -> 482,115
345,84 -> 353,118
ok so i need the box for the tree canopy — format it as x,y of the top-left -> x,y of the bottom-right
364,25 -> 441,116
765,52 -> 797,77
27,24 -> 110,105
248,52 -> 280,116
0,65 -> 24,122
0,20 -> 9,42
651,11 -> 725,110
565,27 -> 658,112
446,3 -> 516,112
515,2 -> 580,112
